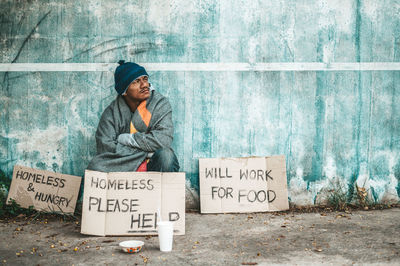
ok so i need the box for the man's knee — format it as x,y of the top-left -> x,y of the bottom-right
148,147 -> 180,172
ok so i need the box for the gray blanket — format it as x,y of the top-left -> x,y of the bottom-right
87,90 -> 173,172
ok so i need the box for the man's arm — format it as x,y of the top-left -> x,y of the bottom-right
118,98 -> 174,152
133,110 -> 173,152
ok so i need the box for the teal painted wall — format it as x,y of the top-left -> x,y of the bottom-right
1,0 -> 399,205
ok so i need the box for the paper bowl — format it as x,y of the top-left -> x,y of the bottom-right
119,240 -> 144,253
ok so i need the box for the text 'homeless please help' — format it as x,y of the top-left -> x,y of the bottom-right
81,171 -> 186,236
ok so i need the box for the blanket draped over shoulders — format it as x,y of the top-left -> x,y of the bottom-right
87,90 -> 173,172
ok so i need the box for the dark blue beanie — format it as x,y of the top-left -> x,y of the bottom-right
114,60 -> 148,95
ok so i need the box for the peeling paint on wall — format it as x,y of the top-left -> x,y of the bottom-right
0,0 -> 399,206
5,125 -> 67,171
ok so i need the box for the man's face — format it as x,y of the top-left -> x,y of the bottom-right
123,75 -> 150,102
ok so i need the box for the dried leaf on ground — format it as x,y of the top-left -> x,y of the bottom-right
140,255 -> 148,263
102,240 -> 115,243
45,233 -> 58,238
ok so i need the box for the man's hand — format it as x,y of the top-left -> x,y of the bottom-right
117,133 -> 139,148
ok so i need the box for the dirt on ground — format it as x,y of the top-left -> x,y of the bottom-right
1,208 -> 399,265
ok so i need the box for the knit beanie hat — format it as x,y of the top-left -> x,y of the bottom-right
114,60 -> 148,95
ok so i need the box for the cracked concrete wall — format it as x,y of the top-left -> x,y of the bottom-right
0,0 -> 399,207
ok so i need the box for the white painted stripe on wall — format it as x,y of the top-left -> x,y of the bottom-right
0,62 -> 400,72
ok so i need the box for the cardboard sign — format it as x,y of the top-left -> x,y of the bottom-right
6,165 -> 82,213
199,155 -> 289,213
81,170 -> 185,236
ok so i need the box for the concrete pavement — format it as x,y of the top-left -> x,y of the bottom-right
1,208 -> 399,265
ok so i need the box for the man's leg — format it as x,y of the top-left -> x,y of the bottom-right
147,147 -> 180,172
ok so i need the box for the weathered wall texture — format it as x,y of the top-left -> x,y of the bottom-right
1,0 -> 399,206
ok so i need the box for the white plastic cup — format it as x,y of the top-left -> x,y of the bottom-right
157,221 -> 174,252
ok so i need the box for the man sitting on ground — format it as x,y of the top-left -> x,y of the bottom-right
87,60 -> 179,172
